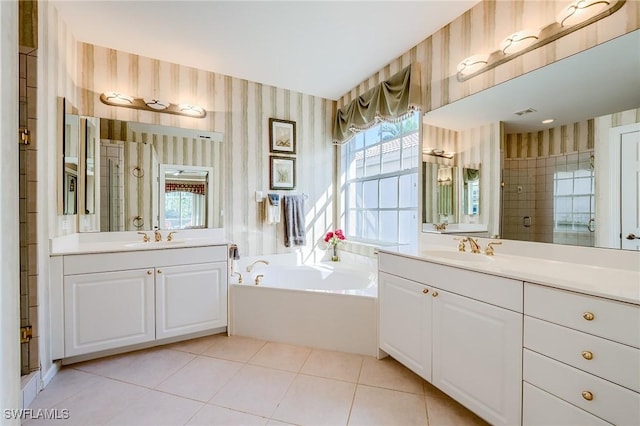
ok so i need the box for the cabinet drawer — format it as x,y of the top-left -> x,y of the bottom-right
379,253 -> 522,312
525,316 -> 640,392
524,283 -> 640,348
64,245 -> 227,275
524,349 -> 640,426
523,382 -> 611,426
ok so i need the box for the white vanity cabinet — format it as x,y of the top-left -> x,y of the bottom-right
523,283 -> 640,426
53,245 -> 228,359
378,252 -> 523,426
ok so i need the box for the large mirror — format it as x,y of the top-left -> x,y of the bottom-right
89,119 -> 224,232
422,30 -> 640,250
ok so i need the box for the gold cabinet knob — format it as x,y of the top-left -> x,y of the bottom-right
147,270 -> 153,275
582,351 -> 594,360
581,391 -> 594,401
422,288 -> 429,294
432,291 -> 439,297
583,312 -> 595,321
157,269 -> 162,274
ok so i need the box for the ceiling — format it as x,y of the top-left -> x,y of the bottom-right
424,30 -> 640,133
52,0 -> 480,100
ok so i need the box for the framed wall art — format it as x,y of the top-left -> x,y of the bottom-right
270,156 -> 296,190
269,118 -> 296,154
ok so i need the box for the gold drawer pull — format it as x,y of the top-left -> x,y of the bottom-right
582,391 -> 594,401
422,288 -> 429,294
582,351 -> 593,360
583,312 -> 595,321
432,291 -> 439,297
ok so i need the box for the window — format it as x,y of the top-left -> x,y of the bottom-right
342,112 -> 419,245
164,191 -> 206,229
553,165 -> 595,244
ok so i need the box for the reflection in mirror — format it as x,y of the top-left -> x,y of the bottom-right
422,162 -> 458,225
462,168 -> 480,216
82,117 -> 98,215
437,167 -> 456,222
63,113 -> 79,215
420,30 -> 640,250
97,119 -> 223,232
159,165 -> 213,230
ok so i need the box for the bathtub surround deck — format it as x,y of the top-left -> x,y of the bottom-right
25,335 -> 487,426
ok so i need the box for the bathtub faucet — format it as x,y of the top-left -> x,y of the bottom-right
246,259 -> 269,272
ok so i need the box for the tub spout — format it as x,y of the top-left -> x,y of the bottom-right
247,259 -> 269,272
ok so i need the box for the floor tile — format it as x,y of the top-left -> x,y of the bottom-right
209,364 -> 296,418
300,349 -> 363,383
163,334 -> 220,355
358,356 -> 425,395
186,404 -> 268,426
155,355 -> 243,401
348,384 -> 428,426
27,368 -> 102,410
272,375 -> 356,426
74,348 -> 195,388
248,341 -> 312,372
202,335 -> 266,363
425,393 -> 490,426
105,389 -> 204,425
25,376 -> 148,426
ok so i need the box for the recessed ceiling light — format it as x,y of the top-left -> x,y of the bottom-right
542,118 -> 555,124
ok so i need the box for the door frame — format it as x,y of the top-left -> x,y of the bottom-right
601,122 -> 640,248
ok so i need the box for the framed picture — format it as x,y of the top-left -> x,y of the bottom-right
269,118 -> 296,154
270,156 -> 296,190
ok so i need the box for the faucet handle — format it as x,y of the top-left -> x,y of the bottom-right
167,231 -> 177,241
485,241 -> 502,256
453,237 -> 468,252
137,232 -> 150,242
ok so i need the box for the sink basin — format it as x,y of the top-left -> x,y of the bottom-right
423,250 -> 493,263
124,240 -> 186,249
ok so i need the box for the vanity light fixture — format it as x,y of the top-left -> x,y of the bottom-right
425,148 -> 455,159
557,0 -> 611,27
103,91 -> 134,105
500,29 -> 540,55
100,92 -> 206,118
456,0 -> 624,82
143,98 -> 170,111
456,53 -> 491,77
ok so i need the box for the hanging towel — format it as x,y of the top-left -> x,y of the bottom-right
283,194 -> 306,247
265,193 -> 281,224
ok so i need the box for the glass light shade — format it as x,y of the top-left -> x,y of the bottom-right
143,98 -> 170,110
500,29 -> 540,55
456,53 -> 490,76
103,91 -> 134,105
178,104 -> 205,116
557,0 -> 610,27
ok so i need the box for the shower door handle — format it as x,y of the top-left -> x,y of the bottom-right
626,233 -> 640,240
587,218 -> 595,232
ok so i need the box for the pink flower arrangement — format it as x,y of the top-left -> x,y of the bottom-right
324,229 -> 346,247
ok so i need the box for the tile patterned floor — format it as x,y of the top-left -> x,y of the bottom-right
26,335 -> 489,425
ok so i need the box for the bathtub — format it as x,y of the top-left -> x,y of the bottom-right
229,263 -> 378,356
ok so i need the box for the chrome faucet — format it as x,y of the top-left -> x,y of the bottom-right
467,237 -> 482,254
246,259 -> 269,272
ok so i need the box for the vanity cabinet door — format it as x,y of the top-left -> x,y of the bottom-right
155,262 -> 227,339
432,289 -> 522,426
64,268 -> 155,357
379,272 -> 432,381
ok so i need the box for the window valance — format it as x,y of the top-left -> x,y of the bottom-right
165,181 -> 206,195
332,63 -> 421,145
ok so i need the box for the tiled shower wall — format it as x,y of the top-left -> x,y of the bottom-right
19,47 -> 39,375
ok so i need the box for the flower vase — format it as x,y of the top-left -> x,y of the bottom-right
331,245 -> 340,262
